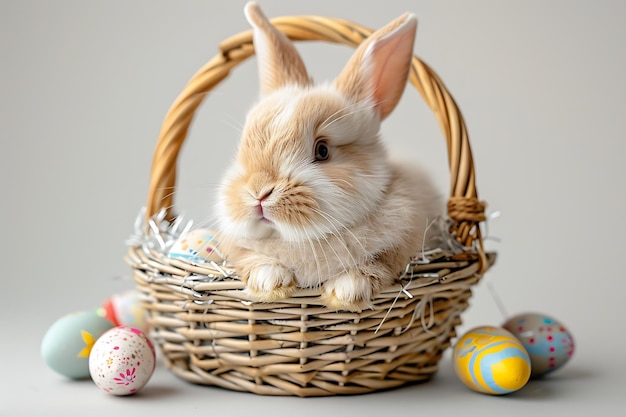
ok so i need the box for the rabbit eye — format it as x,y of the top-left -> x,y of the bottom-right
314,140 -> 330,162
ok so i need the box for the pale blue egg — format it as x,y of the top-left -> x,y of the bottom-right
41,311 -> 114,379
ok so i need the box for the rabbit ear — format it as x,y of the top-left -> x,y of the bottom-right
244,2 -> 312,95
334,13 -> 417,120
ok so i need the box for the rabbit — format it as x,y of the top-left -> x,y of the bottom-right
214,2 -> 444,311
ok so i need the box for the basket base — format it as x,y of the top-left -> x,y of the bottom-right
162,348 -> 446,397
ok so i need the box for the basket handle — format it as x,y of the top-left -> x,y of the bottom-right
146,15 -> 488,268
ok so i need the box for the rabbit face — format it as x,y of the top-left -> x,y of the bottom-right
217,84 -> 390,242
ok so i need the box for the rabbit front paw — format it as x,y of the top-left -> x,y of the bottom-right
242,262 -> 297,302
321,271 -> 374,312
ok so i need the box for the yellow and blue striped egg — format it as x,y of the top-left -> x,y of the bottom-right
453,326 -> 531,395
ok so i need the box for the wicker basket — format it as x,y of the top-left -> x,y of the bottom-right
127,13 -> 495,397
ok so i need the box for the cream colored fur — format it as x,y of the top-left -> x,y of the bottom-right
214,2 -> 443,311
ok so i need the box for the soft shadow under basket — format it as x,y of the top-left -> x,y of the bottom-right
127,14 -> 496,397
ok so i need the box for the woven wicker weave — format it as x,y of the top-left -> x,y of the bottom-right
127,14 -> 495,397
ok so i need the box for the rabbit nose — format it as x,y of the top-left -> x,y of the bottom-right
254,188 -> 273,214
257,188 -> 274,202
253,188 -> 274,221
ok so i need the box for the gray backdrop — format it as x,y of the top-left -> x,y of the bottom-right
1,0 -> 624,415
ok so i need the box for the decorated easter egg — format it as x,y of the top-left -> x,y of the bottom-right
99,289 -> 148,333
41,311 -> 115,379
503,312 -> 574,377
453,326 -> 531,395
89,326 -> 156,395
168,228 -> 223,263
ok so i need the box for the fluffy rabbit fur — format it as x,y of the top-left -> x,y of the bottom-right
215,2 -> 443,311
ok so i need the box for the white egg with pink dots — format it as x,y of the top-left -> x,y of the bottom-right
89,326 -> 156,395
503,312 -> 574,377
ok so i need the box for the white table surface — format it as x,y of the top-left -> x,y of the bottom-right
3,329 -> 621,416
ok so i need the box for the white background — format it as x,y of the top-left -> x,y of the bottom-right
1,0 -> 625,415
